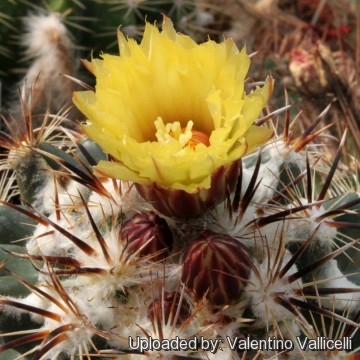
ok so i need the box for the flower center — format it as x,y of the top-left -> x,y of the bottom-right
154,117 -> 210,149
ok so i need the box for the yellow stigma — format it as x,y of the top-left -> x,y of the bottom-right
155,118 -> 193,147
154,118 -> 210,149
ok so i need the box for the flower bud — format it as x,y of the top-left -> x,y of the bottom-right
181,230 -> 252,306
120,211 -> 173,259
147,291 -> 191,327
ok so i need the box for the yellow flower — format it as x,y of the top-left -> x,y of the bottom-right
73,17 -> 273,217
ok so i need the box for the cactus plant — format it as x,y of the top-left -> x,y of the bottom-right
0,1 -> 359,360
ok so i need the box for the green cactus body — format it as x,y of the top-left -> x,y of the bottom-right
10,148 -> 52,206
0,205 -> 37,244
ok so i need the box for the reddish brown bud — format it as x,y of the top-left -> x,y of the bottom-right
147,291 -> 191,327
181,230 -> 252,306
120,211 -> 173,259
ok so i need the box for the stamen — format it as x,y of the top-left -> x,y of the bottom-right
154,117 -> 209,149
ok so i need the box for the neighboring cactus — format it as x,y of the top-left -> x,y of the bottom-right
0,0 -> 200,127
0,2 -> 359,360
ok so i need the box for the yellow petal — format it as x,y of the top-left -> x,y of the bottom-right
74,16 -> 273,194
